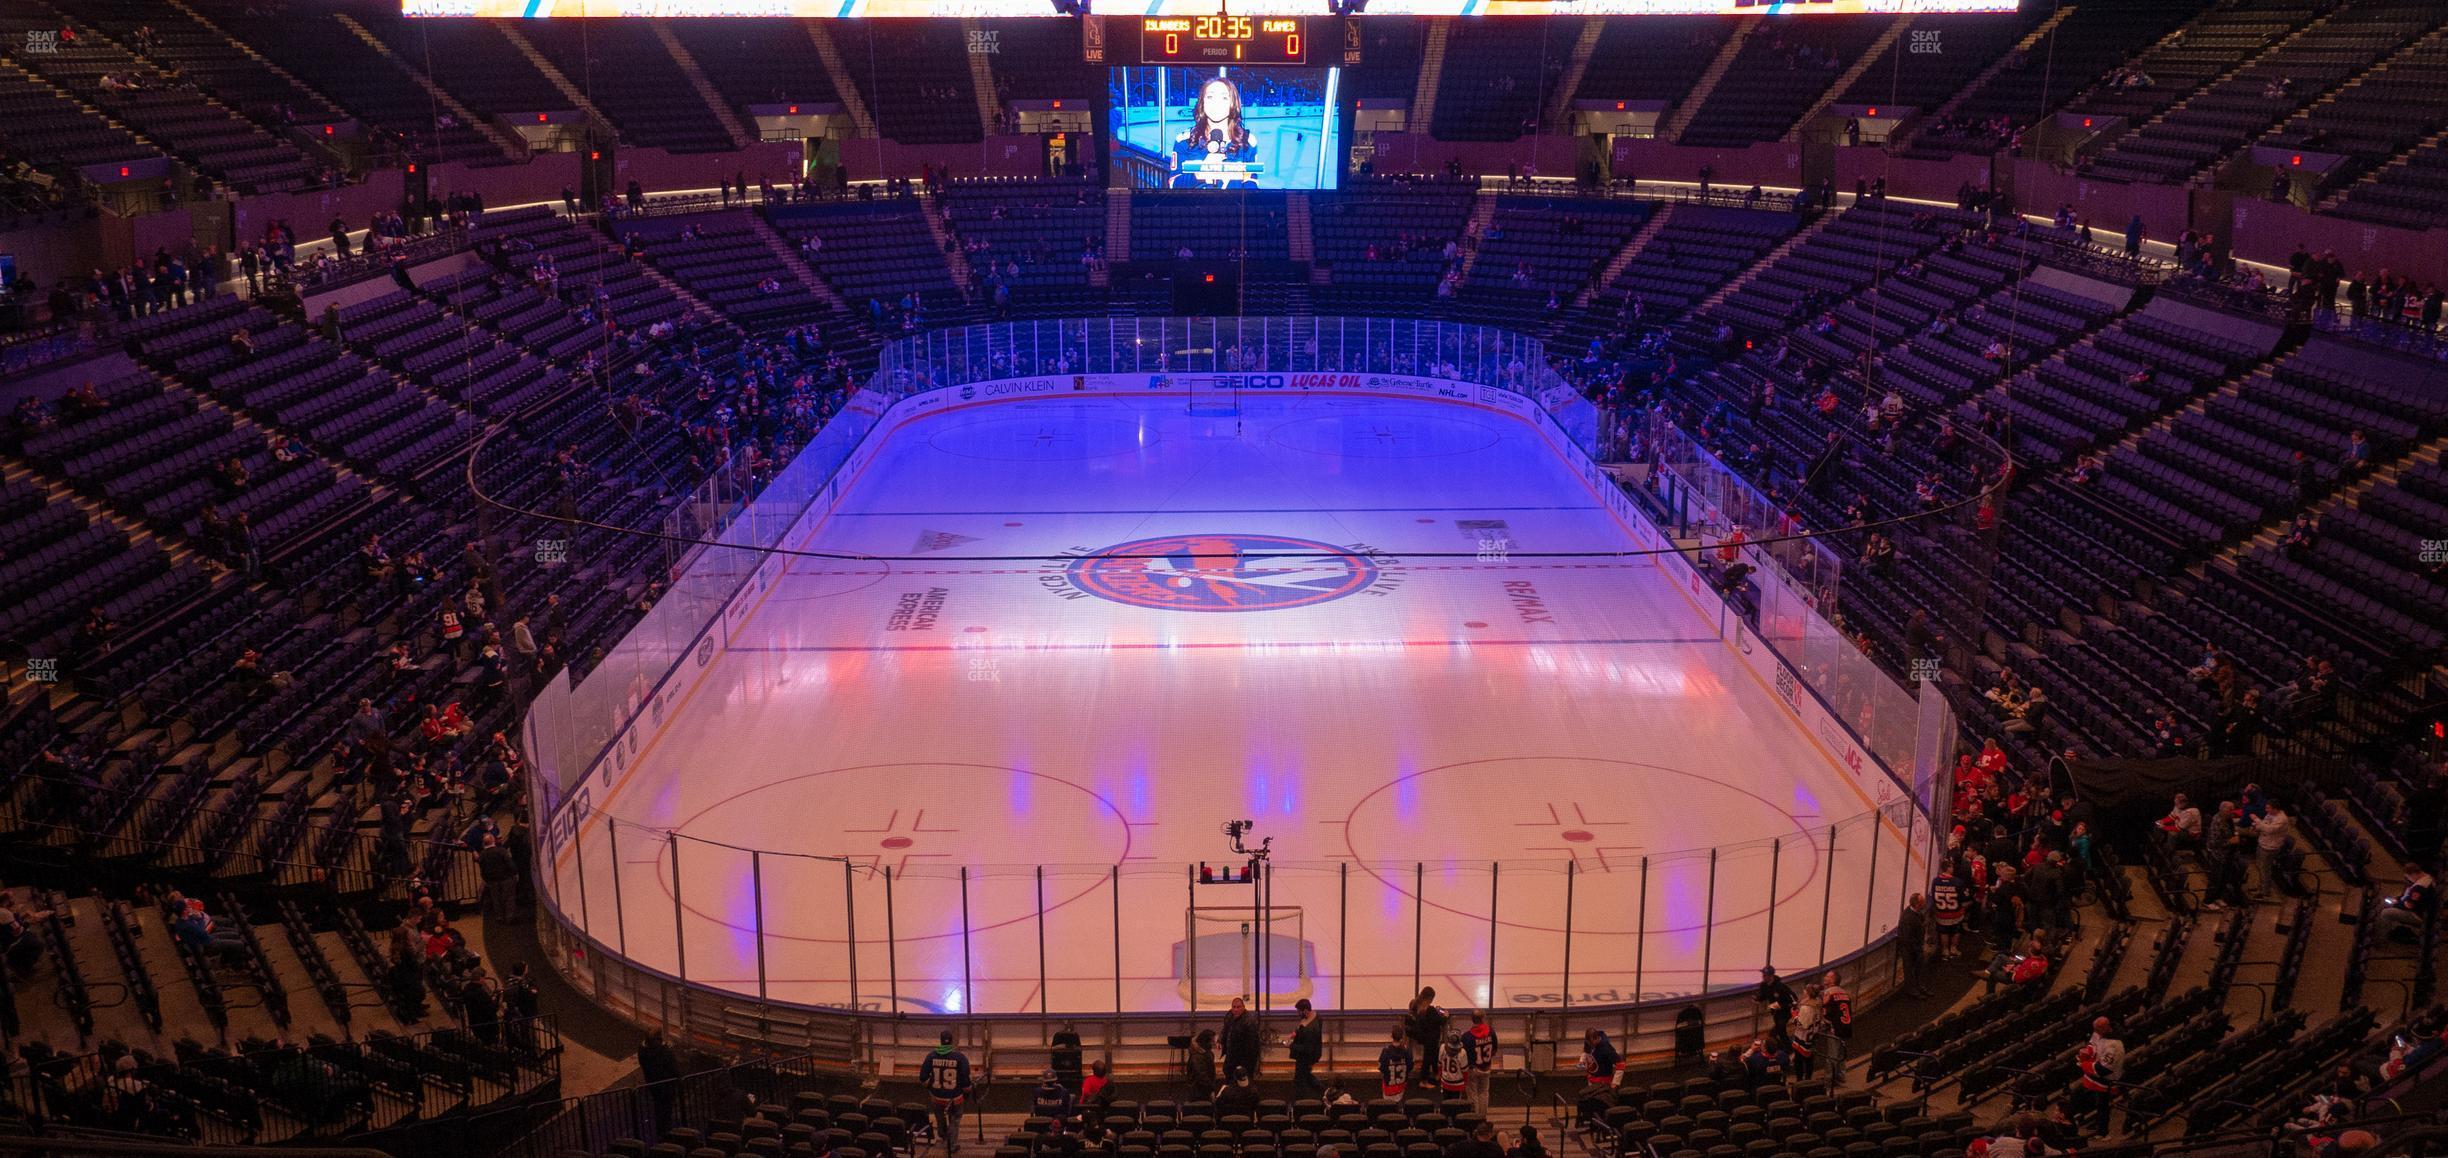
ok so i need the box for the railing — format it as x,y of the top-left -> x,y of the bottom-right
0,771 -> 483,905
517,318 -> 1948,1071
287,224 -> 472,293
2,1019 -> 558,1148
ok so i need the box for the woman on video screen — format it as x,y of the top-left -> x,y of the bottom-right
1170,76 -> 1259,189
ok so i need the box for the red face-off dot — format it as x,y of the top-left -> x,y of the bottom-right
964,626 -> 987,633
1561,830 -> 1595,843
881,836 -> 915,850
1464,621 -> 1488,629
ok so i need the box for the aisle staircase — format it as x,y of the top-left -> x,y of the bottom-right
1788,17 -> 1915,140
1690,206 -> 1836,315
1923,5 -> 2077,128
1286,192 -> 1315,265
1659,15 -> 1761,143
493,23 -> 615,134
2294,23 -> 2448,207
330,13 -> 524,160
962,19 -> 1002,137
1105,187 -> 1133,276
1572,202 -> 1677,311
918,194 -> 976,296
805,22 -> 879,138
748,211 -> 850,310
2220,428 -> 2448,562
1543,19 -> 1609,133
653,22 -> 754,150
2094,8 -> 2342,153
2323,113 -> 2448,210
1410,19 -> 1452,133
1454,190 -> 1500,281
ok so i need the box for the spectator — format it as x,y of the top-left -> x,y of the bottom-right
2374,863 -> 2436,942
1288,997 -> 1323,1096
2253,801 -> 2296,900
1220,994 -> 1261,1081
2156,794 -> 2203,848
1032,1068 -> 1078,1120
1755,966 -> 1796,1032
1577,1027 -> 1618,1090
1898,892 -> 1932,997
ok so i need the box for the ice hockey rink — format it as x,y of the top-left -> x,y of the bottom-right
549,392 -> 1914,1016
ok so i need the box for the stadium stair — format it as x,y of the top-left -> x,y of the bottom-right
1916,3 -> 2078,132
1686,206 -> 1836,316
1543,18 -> 1609,133
492,22 -> 616,141
0,58 -> 160,165
163,0 -> 388,157
1286,192 -> 1315,267
1658,14 -> 1761,144
1453,190 -> 1499,282
328,12 -> 526,162
1788,16 -> 1915,141
753,209 -> 859,309
804,21 -> 879,139
1103,187 -> 1131,287
2218,427 -> 2448,562
1410,18 -> 1450,134
2086,7 -> 2342,161
912,195 -> 975,298
962,18 -> 1002,138
1570,201 -> 1676,312
651,22 -> 754,151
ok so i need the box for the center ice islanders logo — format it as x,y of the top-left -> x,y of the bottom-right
1063,533 -> 1382,612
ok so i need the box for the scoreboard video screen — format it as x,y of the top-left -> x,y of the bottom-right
404,1 -> 2018,17
1109,66 -> 1340,191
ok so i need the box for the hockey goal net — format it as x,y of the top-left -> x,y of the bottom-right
1180,905 -> 1310,1007
1185,374 -> 1241,417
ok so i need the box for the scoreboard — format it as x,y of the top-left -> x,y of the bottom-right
1139,17 -> 1309,65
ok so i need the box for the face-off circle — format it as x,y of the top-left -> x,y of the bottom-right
1064,533 -> 1379,612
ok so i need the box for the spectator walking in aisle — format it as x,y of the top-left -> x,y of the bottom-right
502,962 -> 540,1052
1379,1026 -> 1413,1098
638,1030 -> 681,1139
1930,866 -> 1967,959
478,834 -> 519,923
1755,966 -> 1795,1033
1406,986 -> 1447,1084
1186,1028 -> 1218,1095
1817,973 -> 1854,1087
1289,998 -> 1323,1096
920,1030 -> 972,1153
2203,800 -> 2247,910
1464,1009 -> 1498,1113
1221,995 -> 1262,1081
1898,892 -> 1932,997
2253,801 -> 2296,900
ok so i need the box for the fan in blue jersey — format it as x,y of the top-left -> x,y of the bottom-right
920,1031 -> 973,1153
